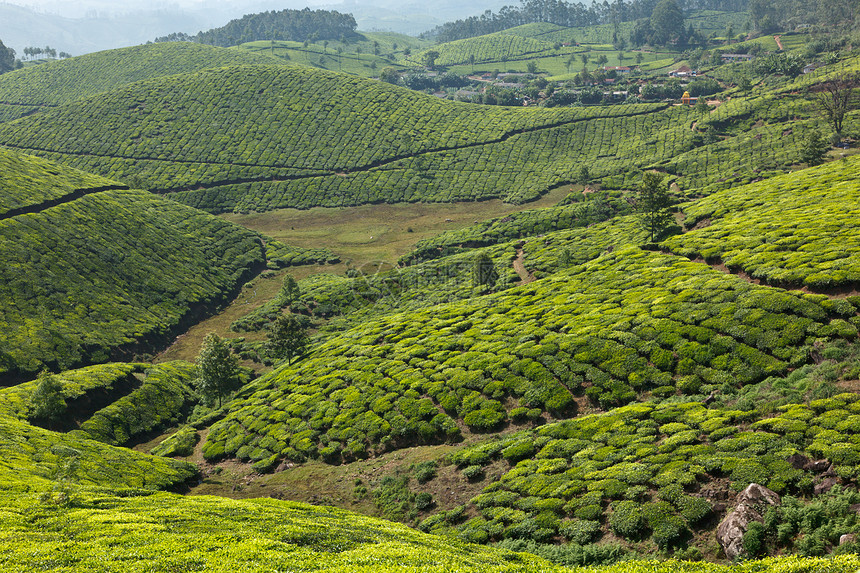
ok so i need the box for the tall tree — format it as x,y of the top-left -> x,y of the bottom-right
650,0 -> 684,45
800,128 -> 829,166
280,275 -> 301,307
29,371 -> 66,426
472,253 -> 499,289
195,333 -> 240,407
0,39 -> 16,74
810,74 -> 860,137
266,314 -> 310,365
423,50 -> 440,70
635,171 -> 675,242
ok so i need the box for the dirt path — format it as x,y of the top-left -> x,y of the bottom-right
774,35 -> 784,50
687,255 -> 860,299
512,248 -> 535,284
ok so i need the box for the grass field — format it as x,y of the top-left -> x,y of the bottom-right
222,185 -> 572,267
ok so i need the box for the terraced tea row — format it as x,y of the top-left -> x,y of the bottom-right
202,248 -> 857,468
0,149 -> 267,378
666,155 -> 860,289
0,146 -> 121,216
414,33 -> 562,67
0,42 -> 282,114
430,393 -> 860,551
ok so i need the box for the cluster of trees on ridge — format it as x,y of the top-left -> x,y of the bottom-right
0,38 -> 20,74
155,8 -> 357,47
425,0 -> 741,43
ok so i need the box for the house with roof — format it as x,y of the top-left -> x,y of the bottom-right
669,65 -> 696,77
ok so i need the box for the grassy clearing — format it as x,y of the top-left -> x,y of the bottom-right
222,186 -> 571,267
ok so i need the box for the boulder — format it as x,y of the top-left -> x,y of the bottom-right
787,453 -> 810,470
814,475 -> 840,495
840,533 -> 856,545
716,483 -> 781,560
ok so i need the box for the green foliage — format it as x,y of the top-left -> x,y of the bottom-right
28,371 -> 66,425
415,32 -> 558,67
195,333 -> 241,408
0,146 -> 116,215
799,129 -> 829,166
264,239 -> 337,269
265,314 -> 311,364
2,56 -> 826,214
0,414 -> 195,490
0,488 -> 573,572
204,246 -> 851,467
472,252 -> 500,289
0,149 -> 265,377
0,42 -> 284,115
187,8 -> 357,46
744,521 -> 766,557
151,425 -> 199,457
635,171 -> 675,243
401,195 -> 623,266
79,361 -> 197,446
666,153 -> 860,288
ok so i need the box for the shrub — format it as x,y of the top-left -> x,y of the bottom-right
502,440 -> 536,462
643,501 -> 687,549
609,500 -> 646,539
462,465 -> 484,480
412,461 -> 438,484
574,504 -> 603,521
560,519 -> 601,545
743,521 -> 766,557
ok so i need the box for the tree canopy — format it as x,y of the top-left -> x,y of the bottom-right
651,0 -> 685,44
195,333 -> 240,407
635,171 -> 675,242
0,39 -> 17,74
157,8 -> 358,47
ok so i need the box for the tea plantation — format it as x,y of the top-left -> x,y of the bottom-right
0,52 -> 841,213
665,155 -> 860,289
0,148 -> 267,378
4,13 -> 860,572
0,42 -> 284,120
203,247 -> 858,467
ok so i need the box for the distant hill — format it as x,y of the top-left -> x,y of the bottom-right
0,42 -> 284,123
157,8 -> 359,47
0,51 -> 842,214
0,147 -> 266,380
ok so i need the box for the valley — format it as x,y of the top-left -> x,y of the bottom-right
2,0 -> 860,570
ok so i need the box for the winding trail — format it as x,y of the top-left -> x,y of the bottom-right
512,248 -> 535,284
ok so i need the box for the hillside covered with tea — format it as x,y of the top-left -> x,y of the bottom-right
0,147 -> 267,379
3,1 -> 860,570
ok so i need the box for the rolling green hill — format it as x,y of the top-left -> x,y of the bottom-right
0,42 -> 284,123
0,147 -> 266,379
203,245 -> 856,467
0,51 -> 845,214
0,62 -> 672,212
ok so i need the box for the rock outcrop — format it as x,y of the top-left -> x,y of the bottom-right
716,483 -> 781,560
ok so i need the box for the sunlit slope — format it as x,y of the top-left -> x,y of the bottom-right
203,247 -> 856,467
0,489 -> 560,573
0,414 -> 195,491
0,148 -> 265,379
0,63 -> 672,212
0,147 -> 120,216
1,483 -> 858,573
665,154 -> 860,289
415,31 -> 559,66
0,42 -> 283,122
